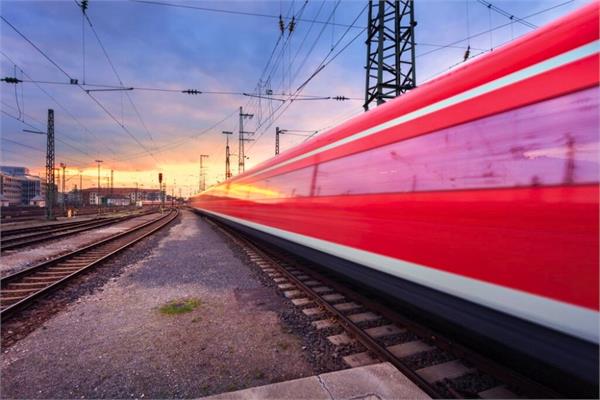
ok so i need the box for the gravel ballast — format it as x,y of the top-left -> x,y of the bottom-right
1,210 -> 315,399
0,212 -> 164,276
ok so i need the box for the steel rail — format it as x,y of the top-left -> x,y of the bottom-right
0,209 -> 178,321
206,216 -> 561,399
0,209 -> 157,251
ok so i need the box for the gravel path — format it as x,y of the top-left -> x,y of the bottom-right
1,210 -> 314,399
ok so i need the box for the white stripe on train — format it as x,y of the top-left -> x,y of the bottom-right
242,40 -> 600,181
197,207 -> 599,344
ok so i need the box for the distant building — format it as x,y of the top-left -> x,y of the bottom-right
0,174 -> 22,206
106,195 -> 130,207
79,187 -> 162,206
0,166 -> 29,176
0,166 -> 47,206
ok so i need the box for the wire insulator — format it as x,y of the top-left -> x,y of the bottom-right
333,96 -> 348,101
182,89 -> 202,95
463,45 -> 471,61
279,15 -> 285,34
1,77 -> 22,84
289,16 -> 296,34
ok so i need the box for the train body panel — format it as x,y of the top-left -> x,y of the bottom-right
190,2 -> 599,385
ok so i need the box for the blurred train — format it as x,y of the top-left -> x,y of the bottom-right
191,3 -> 599,390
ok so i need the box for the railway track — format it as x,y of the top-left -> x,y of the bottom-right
206,217 -> 562,399
0,209 -> 157,251
0,209 -> 178,321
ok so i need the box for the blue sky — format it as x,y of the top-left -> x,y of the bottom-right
0,0 -> 589,195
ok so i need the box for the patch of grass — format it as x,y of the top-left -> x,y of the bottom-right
159,298 -> 201,315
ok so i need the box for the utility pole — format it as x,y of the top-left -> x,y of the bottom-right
110,169 -> 114,195
364,0 -> 416,111
79,169 -> 83,207
60,162 -> 66,210
199,154 -> 209,191
222,131 -> 233,179
275,127 -> 282,155
95,159 -> 103,214
46,109 -> 55,220
158,172 -> 164,212
238,106 -> 254,174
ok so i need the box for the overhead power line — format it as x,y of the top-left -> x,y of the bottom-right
0,15 -> 158,163
3,78 -> 361,101
78,3 -> 158,146
417,0 -> 573,59
0,51 -> 120,161
478,0 -> 537,29
247,3 -> 367,152
131,0 -> 366,29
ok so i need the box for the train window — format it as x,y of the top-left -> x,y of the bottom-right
313,87 -> 598,197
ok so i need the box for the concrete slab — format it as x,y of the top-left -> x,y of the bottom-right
302,307 -> 324,316
333,302 -> 361,312
278,283 -> 296,290
291,298 -> 313,306
348,312 -> 382,323
416,360 -> 474,383
201,362 -> 430,400
303,280 -> 321,286
365,324 -> 405,338
327,332 -> 355,346
320,362 -> 431,399
323,293 -> 345,302
478,385 -> 518,399
342,352 -> 379,368
387,341 -> 433,358
283,290 -> 302,298
312,319 -> 335,330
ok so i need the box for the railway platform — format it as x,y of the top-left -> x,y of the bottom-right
202,362 -> 430,400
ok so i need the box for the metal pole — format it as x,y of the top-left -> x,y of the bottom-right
222,131 -> 233,179
239,106 -> 243,174
95,159 -> 103,214
79,169 -> 83,207
46,109 -> 55,220
275,127 -> 280,155
60,162 -> 66,211
238,107 -> 254,174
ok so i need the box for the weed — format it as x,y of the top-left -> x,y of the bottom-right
159,298 -> 201,315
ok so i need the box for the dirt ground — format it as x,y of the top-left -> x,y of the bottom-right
1,210 -> 314,398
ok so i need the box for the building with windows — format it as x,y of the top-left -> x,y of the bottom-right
0,166 -> 47,206
80,187 -> 162,206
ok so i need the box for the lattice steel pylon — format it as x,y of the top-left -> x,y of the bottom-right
45,109 -> 55,220
364,0 -> 417,111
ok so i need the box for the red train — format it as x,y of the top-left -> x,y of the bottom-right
191,3 -> 598,389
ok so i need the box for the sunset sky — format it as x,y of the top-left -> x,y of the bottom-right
1,0 -> 587,197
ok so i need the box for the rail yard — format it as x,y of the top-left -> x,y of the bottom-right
1,0 -> 598,399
